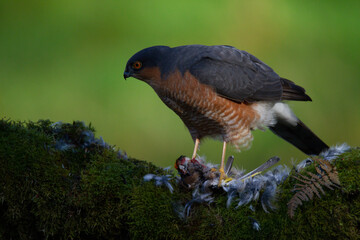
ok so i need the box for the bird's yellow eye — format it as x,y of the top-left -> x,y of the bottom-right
132,61 -> 142,70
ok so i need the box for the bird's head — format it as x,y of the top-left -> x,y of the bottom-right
124,46 -> 171,82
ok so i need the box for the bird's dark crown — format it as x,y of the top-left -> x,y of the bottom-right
124,46 -> 171,79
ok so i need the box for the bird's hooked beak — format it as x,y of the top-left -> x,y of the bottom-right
123,64 -> 133,79
123,71 -> 131,80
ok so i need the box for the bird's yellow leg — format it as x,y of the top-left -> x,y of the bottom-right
191,138 -> 200,159
218,141 -> 227,186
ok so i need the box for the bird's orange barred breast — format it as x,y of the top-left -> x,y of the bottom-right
145,68 -> 260,150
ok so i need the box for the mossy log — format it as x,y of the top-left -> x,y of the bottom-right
0,119 -> 359,240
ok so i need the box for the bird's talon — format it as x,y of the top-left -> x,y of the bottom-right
218,167 -> 226,186
224,177 -> 233,183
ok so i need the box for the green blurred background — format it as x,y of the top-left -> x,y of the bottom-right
1,1 -> 359,170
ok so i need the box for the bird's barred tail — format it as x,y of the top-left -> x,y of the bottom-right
269,119 -> 328,155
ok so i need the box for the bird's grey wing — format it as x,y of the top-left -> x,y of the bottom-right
188,46 -> 283,103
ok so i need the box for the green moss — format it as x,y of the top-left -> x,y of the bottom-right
336,148 -> 360,193
129,182 -> 183,240
0,119 -> 161,239
0,119 -> 359,239
265,150 -> 360,240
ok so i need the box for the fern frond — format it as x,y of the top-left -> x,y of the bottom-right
287,158 -> 341,218
308,182 -> 321,198
318,159 -> 341,186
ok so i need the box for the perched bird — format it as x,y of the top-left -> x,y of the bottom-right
124,45 -> 328,183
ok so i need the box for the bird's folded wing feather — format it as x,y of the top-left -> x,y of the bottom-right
189,46 -> 283,103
